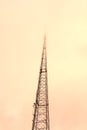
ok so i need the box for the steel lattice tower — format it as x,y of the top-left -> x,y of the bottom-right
32,34 -> 50,130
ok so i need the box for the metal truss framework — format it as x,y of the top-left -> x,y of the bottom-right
32,34 -> 50,130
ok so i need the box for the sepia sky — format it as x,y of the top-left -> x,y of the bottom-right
0,0 -> 87,129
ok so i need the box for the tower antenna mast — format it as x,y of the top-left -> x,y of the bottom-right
31,33 -> 50,130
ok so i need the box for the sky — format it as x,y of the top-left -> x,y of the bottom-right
0,0 -> 87,129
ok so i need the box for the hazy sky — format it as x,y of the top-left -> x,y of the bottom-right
0,0 -> 87,130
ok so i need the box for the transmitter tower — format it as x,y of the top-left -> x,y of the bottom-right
32,34 -> 50,130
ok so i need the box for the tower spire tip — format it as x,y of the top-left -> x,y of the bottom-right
43,32 -> 46,49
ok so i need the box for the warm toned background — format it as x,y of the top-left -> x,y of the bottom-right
0,0 -> 87,129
